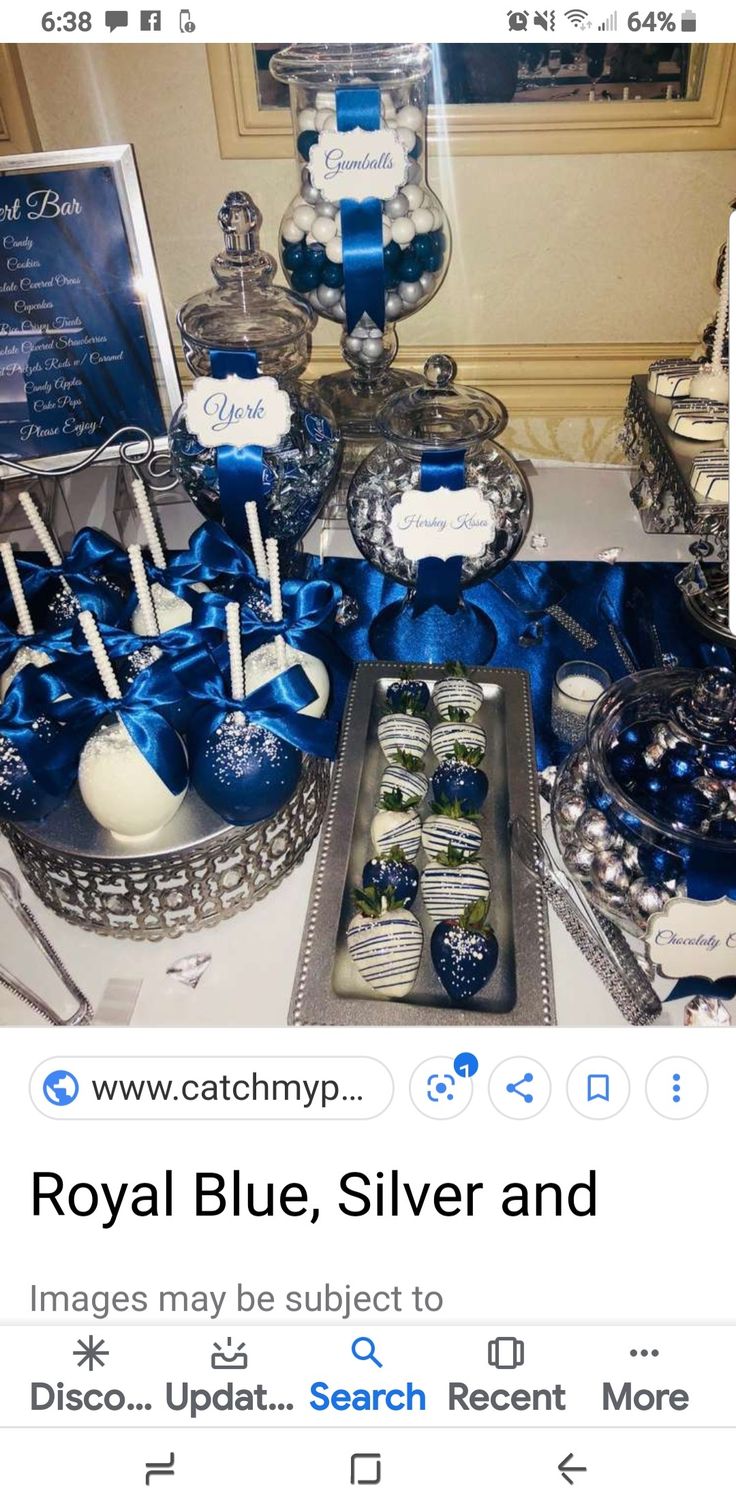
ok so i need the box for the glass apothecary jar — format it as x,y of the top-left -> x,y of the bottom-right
552,666 -> 736,937
270,43 -> 451,436
168,190 -> 341,551
347,355 -> 531,661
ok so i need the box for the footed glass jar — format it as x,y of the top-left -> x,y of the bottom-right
552,666 -> 736,937
270,44 -> 450,436
347,355 -> 531,661
169,190 -> 341,551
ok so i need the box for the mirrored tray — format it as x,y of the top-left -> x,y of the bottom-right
290,662 -> 555,1026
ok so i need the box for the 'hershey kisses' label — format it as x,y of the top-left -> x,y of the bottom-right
186,374 -> 292,450
646,895 -> 736,981
390,487 -> 496,563
309,127 -> 408,203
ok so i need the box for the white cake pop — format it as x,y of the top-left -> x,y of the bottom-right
76,612 -> 187,841
242,537 -> 329,718
0,543 -> 52,700
129,477 -> 194,632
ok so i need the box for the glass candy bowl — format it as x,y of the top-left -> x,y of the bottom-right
347,355 -> 531,662
169,191 -> 341,550
552,666 -> 736,937
270,43 -> 450,436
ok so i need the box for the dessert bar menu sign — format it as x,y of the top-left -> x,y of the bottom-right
0,145 -> 180,471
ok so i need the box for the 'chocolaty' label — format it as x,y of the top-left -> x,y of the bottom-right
390,487 -> 495,563
309,128 -> 408,202
646,896 -> 736,980
0,165 -> 165,461
186,374 -> 292,451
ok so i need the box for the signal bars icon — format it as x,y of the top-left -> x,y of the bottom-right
598,8 -> 617,25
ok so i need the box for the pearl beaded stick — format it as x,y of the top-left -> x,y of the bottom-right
128,544 -> 160,638
130,475 -> 167,571
691,257 -> 729,402
266,536 -> 287,671
1,542 -> 34,637
712,256 -> 729,374
17,490 -> 63,568
78,609 -> 123,702
226,599 -> 245,703
245,501 -> 269,581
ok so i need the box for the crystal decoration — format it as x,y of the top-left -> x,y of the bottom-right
166,953 -> 212,989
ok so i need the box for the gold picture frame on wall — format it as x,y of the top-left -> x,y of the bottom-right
0,45 -> 39,155
207,41 -> 736,158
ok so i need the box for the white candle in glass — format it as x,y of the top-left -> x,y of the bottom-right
552,661 -> 611,746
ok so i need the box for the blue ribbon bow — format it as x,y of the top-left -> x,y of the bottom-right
207,348 -> 271,548
34,656 -> 188,796
0,665 -> 76,797
167,642 -> 338,761
336,87 -> 386,335
174,521 -> 260,587
412,449 -> 466,615
14,528 -> 131,627
0,620 -> 74,677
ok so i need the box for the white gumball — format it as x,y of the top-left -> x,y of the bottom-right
380,91 -> 396,115
297,107 -> 317,131
325,236 -> 343,265
78,718 -> 188,841
397,103 -> 423,132
132,581 -> 192,635
396,127 -> 416,152
391,217 -> 415,246
411,207 -> 434,235
399,280 -> 422,306
293,204 -> 317,233
311,215 -> 337,244
382,218 -> 393,247
315,90 -> 336,110
0,646 -> 51,701
431,209 -> 443,231
244,640 -> 329,718
281,218 -> 303,245
403,182 -> 423,211
322,110 -> 337,130
314,108 -> 332,131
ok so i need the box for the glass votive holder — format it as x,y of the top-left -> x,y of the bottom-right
551,660 -> 611,747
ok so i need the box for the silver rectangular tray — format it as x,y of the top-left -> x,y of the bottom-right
290,662 -> 555,1026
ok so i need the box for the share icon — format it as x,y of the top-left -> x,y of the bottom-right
506,1072 -> 534,1104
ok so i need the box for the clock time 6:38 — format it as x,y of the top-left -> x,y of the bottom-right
42,10 -> 92,29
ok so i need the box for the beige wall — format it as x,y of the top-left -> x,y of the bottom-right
15,43 -> 736,461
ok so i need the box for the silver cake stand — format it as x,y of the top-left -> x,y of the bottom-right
2,756 -> 330,942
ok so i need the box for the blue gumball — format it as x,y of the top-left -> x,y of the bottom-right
305,242 -> 326,269
431,759 -> 488,815
424,250 -> 442,274
190,713 -> 301,827
282,241 -> 306,270
291,265 -> 321,293
409,139 -> 422,159
618,724 -> 648,751
667,786 -> 710,831
321,261 -> 344,288
609,745 -> 646,787
383,241 -> 402,268
708,746 -> 736,779
412,234 -> 432,265
398,252 -> 422,283
660,743 -> 703,784
297,129 -> 319,161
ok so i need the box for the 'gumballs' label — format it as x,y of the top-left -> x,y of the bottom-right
186,374 -> 292,451
309,127 -> 408,202
390,486 -> 495,562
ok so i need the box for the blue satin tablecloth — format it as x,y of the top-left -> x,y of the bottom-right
312,557 -> 732,769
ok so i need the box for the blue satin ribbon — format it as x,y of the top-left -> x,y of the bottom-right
14,528 -> 131,627
666,976 -> 736,1002
168,642 -> 338,760
174,522 -> 261,587
209,348 -> 269,547
34,657 -> 188,796
0,620 -> 74,675
336,87 -> 386,335
412,450 -> 466,615
0,665 -> 76,796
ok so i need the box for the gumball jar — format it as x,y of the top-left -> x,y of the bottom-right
168,191 -> 340,553
347,354 -> 531,662
270,43 -> 450,436
551,666 -> 736,937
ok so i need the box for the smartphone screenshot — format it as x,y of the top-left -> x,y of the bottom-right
0,4 -> 734,1506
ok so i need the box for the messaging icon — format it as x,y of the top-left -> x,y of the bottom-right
105,9 -> 129,29
587,1073 -> 610,1103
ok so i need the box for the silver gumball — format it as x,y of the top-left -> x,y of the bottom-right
385,192 -> 409,219
385,291 -> 403,319
622,841 -> 641,874
564,842 -> 596,877
406,160 -> 421,184
345,335 -> 363,355
628,875 -> 668,924
398,280 -> 422,306
317,284 -> 342,308
576,808 -> 615,851
592,881 -> 630,913
419,270 -> 435,293
556,792 -> 587,833
302,181 -> 322,205
592,852 -> 630,895
361,337 -> 386,362
315,198 -> 338,217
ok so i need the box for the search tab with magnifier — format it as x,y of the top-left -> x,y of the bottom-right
352,1336 -> 383,1368
567,1059 -> 630,1121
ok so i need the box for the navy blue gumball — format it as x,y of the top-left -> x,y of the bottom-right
291,266 -> 322,293
432,760 -> 488,815
398,253 -> 422,283
297,129 -> 319,160
190,714 -> 301,827
667,786 -> 711,831
282,241 -> 306,270
618,724 -> 648,751
412,234 -> 432,265
609,745 -> 646,786
321,261 -> 344,288
384,241 -> 402,268
708,747 -> 736,779
660,743 -> 703,784
408,139 -> 422,159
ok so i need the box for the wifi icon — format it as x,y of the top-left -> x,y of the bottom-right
565,6 -> 589,22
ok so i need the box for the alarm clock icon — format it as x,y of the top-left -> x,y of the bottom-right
507,9 -> 529,27
179,6 -> 196,29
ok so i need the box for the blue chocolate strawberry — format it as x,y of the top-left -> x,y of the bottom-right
431,897 -> 499,1003
362,847 -> 419,907
385,679 -> 430,715
431,752 -> 488,815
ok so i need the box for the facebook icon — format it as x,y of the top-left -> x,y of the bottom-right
140,8 -> 162,28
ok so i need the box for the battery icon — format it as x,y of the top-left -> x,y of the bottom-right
681,9 -> 696,28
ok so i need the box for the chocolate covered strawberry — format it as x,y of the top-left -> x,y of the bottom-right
420,844 -> 491,924
347,886 -> 423,999
431,897 -> 499,1003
